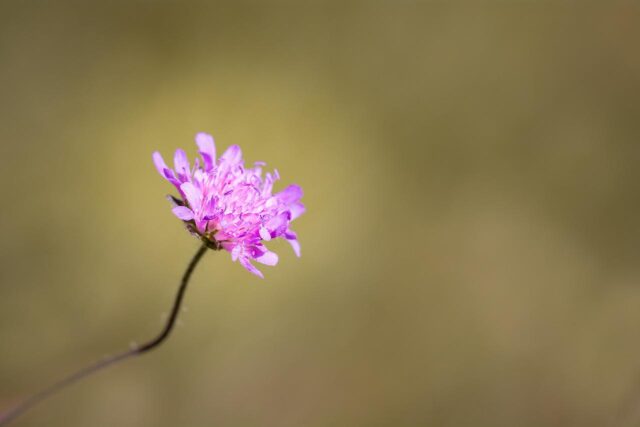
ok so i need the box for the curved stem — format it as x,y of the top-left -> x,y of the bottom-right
0,243 -> 209,425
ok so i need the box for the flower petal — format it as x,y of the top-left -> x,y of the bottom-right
163,168 -> 178,183
285,230 -> 301,257
288,239 -> 301,257
195,132 -> 216,171
255,250 -> 278,266
174,149 -> 190,176
220,144 -> 242,164
172,206 -> 194,221
240,257 -> 264,278
289,202 -> 305,220
152,152 -> 169,176
259,226 -> 271,241
276,184 -> 303,204
180,182 -> 202,208
266,212 -> 291,236
153,152 -> 181,187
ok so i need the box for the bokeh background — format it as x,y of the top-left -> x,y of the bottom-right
1,2 -> 639,426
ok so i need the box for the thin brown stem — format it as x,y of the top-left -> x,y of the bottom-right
0,243 -> 209,425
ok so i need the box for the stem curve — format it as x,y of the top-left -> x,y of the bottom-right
0,243 -> 208,425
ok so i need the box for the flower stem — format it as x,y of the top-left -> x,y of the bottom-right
0,243 -> 209,425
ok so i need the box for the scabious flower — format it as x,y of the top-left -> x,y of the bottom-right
153,133 -> 304,278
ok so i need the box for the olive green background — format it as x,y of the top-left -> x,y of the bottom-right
1,2 -> 639,426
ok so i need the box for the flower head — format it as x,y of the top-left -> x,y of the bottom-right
153,133 -> 304,278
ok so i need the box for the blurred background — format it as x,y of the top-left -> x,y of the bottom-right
1,2 -> 639,426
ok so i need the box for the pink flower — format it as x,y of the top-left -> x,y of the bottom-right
153,133 -> 304,278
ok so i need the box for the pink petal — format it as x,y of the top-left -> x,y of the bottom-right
216,230 -> 233,241
289,202 -> 305,220
195,132 -> 216,170
174,149 -> 190,175
230,244 -> 242,262
266,212 -> 291,236
220,145 -> 242,164
172,206 -> 194,221
276,184 -> 303,204
240,257 -> 264,278
255,250 -> 278,266
153,152 -> 181,187
180,182 -> 202,208
285,230 -> 301,257
262,173 -> 275,196
162,168 -> 177,182
220,241 -> 236,253
259,226 -> 271,241
288,239 -> 301,257
152,152 -> 169,176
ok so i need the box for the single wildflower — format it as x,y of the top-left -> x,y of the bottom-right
0,133 -> 302,424
152,132 -> 304,278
